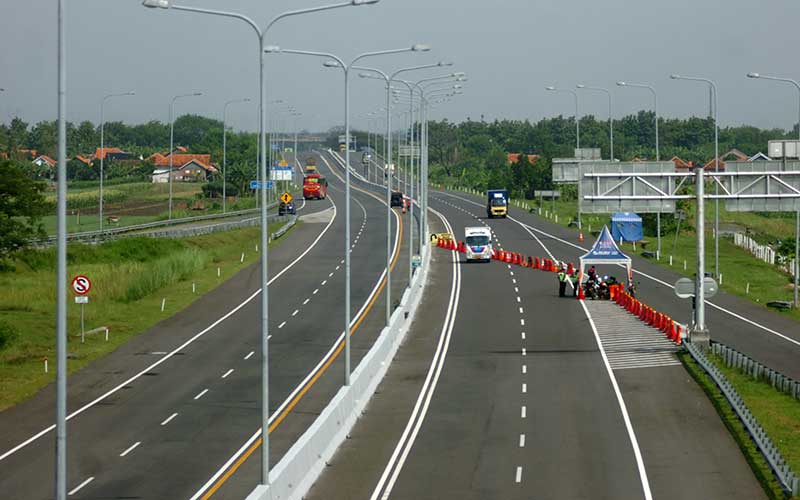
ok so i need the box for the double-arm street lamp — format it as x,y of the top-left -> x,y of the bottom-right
264,43 -> 428,389
545,86 -> 580,149
99,91 -> 135,231
671,74 -> 720,281
747,72 -> 800,306
617,81 -> 662,257
223,97 -> 251,213
576,84 -> 613,160
143,0 -> 378,487
168,92 -> 202,221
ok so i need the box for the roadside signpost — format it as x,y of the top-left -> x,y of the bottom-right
71,275 -> 92,342
280,192 -> 293,205
250,180 -> 274,190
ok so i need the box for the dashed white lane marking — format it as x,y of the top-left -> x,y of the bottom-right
516,297 -> 521,303
292,309 -> 299,317
244,351 -> 254,360
522,364 -> 527,374
119,441 -> 141,457
194,389 -> 209,400
303,298 -> 310,305
520,318 -> 525,326
507,264 -> 511,269
68,477 -> 94,496
336,265 -> 341,270
522,383 -> 527,393
512,278 -> 516,284
329,272 -> 334,278
519,434 -> 526,447
321,280 -> 327,286
521,406 -> 527,418
510,271 -> 514,276
519,307 -> 524,314
313,288 -> 319,294
522,347 -> 527,356
161,412 -> 178,426
222,369 -> 234,379
514,287 -> 519,293
521,332 -> 526,340
516,466 -> 522,483
278,321 -> 286,329
340,259 -> 345,264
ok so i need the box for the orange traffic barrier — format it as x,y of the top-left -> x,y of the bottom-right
534,257 -> 541,269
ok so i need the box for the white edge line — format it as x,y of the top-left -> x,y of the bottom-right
161,413 -> 178,426
222,369 -> 234,379
0,186 -> 339,462
119,441 -> 141,457
244,351 -> 254,360
68,476 -> 94,496
194,389 -> 208,400
580,300 -> 653,500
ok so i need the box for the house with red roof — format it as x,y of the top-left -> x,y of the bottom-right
507,153 -> 539,165
32,155 -> 57,168
149,151 -> 218,183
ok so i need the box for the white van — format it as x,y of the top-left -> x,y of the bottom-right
464,226 -> 493,263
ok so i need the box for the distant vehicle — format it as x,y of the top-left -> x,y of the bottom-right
305,164 -> 318,174
303,173 -> 328,199
278,201 -> 296,215
361,151 -> 373,164
464,226 -> 492,263
305,157 -> 317,173
486,189 -> 509,218
390,191 -> 404,207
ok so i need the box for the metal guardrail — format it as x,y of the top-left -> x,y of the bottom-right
685,342 -> 800,495
270,216 -> 297,241
712,342 -> 800,402
34,204 -> 278,245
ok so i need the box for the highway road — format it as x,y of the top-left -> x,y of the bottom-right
305,188 -> 768,499
0,151 -> 412,499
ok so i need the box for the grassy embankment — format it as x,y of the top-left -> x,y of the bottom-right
0,222 -> 290,411
680,351 -> 800,500
504,194 -> 800,322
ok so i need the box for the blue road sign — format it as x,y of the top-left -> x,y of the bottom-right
250,180 -> 274,189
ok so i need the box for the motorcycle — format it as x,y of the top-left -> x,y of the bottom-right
584,279 -> 600,300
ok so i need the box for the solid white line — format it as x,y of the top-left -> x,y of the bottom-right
580,301 -> 653,499
515,467 -> 522,483
521,406 -> 527,418
313,289 -> 319,295
522,383 -> 527,393
194,389 -> 208,400
161,412 -> 178,426
244,351 -> 254,360
68,477 -> 94,496
370,207 -> 460,500
119,441 -> 141,457
1,183 -> 339,462
221,369 -> 234,379
292,309 -> 299,317
519,434 -> 526,447
278,321 -> 286,329
303,298 -> 310,305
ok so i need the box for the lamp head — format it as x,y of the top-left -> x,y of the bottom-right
411,44 -> 431,52
142,0 -> 170,8
438,61 -> 454,67
616,81 -> 626,86
323,60 -> 341,68
126,91 -> 136,96
747,72 -> 760,79
352,0 -> 379,4
264,46 -> 281,53
545,86 -> 556,91
244,98 -> 251,102
669,74 -> 680,79
193,92 -> 202,96
452,72 -> 465,77
576,84 -> 585,89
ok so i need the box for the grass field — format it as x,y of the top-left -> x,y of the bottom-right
0,222 -> 291,411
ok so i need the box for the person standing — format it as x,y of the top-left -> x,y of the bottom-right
558,265 -> 568,297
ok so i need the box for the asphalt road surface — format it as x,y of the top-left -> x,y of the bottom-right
305,189 -> 766,500
0,151 -> 412,500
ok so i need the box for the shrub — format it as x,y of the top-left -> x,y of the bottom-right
0,321 -> 19,351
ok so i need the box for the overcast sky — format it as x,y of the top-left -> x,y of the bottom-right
2,0 -> 800,137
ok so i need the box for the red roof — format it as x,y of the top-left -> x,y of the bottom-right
94,147 -> 124,160
34,155 -> 57,167
703,158 -> 725,171
507,153 -> 539,165
151,153 -> 217,173
75,155 -> 93,166
671,156 -> 690,169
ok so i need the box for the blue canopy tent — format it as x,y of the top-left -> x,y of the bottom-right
611,212 -> 643,242
579,225 -> 633,288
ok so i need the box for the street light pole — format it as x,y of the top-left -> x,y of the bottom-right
671,74 -> 719,279
267,43 -> 427,387
169,92 -> 202,221
545,86 -> 580,150
617,81 -> 661,257
747,72 -> 800,307
223,97 -> 251,213
143,0 -> 374,486
99,91 -> 135,231
577,84 -> 613,160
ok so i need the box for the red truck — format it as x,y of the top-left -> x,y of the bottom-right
303,173 -> 328,199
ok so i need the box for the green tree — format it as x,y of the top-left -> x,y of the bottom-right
0,160 -> 48,263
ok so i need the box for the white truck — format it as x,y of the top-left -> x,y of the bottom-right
464,226 -> 493,263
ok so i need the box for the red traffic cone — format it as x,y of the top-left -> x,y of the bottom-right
577,283 -> 585,300
527,256 -> 534,268
578,231 -> 584,242
534,257 -> 541,269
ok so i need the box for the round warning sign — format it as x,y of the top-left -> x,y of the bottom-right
71,275 -> 92,295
